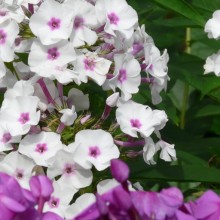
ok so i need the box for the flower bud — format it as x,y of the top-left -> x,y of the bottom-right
106,92 -> 119,107
29,175 -> 53,202
59,106 -> 77,126
80,114 -> 91,124
110,159 -> 129,183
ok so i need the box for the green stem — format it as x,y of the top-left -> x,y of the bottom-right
13,69 -> 20,81
180,28 -> 191,129
180,84 -> 189,129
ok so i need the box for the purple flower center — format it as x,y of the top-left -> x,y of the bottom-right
48,196 -> 60,208
15,169 -> 24,180
0,29 -> 7,45
118,69 -> 127,83
130,119 -> 142,129
47,47 -> 60,60
74,16 -> 84,29
35,143 -> 48,154
63,163 -> 75,175
84,58 -> 95,71
47,17 -> 61,31
1,132 -> 12,144
89,146 -> 101,158
18,112 -> 30,124
108,12 -> 119,25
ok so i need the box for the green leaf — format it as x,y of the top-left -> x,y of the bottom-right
177,150 -> 207,166
195,104 -> 220,117
169,54 -> 220,96
152,0 -> 205,26
15,53 -> 29,65
210,118 -> 220,135
190,28 -> 220,59
192,0 -> 220,13
154,16 -> 198,28
176,137 -> 220,157
129,158 -> 220,183
157,94 -> 180,125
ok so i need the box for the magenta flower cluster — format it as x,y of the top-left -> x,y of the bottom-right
74,159 -> 220,220
1,159 -> 220,219
0,173 -> 62,220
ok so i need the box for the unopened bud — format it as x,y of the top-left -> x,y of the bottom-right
80,114 -> 91,124
106,92 -> 119,107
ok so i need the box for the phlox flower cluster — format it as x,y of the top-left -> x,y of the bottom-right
68,159 -> 220,220
0,173 -> 63,219
2,159 -> 220,220
0,0 -> 176,218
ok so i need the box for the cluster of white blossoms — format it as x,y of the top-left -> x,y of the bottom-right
204,10 -> 220,75
0,0 -> 175,218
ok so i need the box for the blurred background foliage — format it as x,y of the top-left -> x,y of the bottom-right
125,0 -> 220,198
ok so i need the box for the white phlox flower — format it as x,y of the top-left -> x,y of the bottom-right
44,180 -> 77,217
96,0 -> 138,39
28,40 -> 76,83
150,76 -> 169,105
1,80 -> 34,110
0,19 -> 19,62
205,10 -> 220,39
97,178 -> 120,195
65,193 -> 96,220
0,123 -> 21,152
0,151 -> 35,189
204,50 -> 220,76
143,137 -> 159,165
0,5 -> 24,24
144,44 -> 169,84
0,96 -> 40,136
64,0 -> 99,47
108,53 -> 141,101
97,178 -> 135,193
108,31 -> 133,52
153,109 -> 168,133
156,140 -> 177,162
28,41 -> 75,83
74,51 -> 112,85
69,129 -> 120,171
29,0 -> 74,45
18,131 -> 63,167
47,149 -> 93,190
116,100 -> 167,138
129,25 -> 154,57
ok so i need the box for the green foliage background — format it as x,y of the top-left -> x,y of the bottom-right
125,0 -> 220,198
